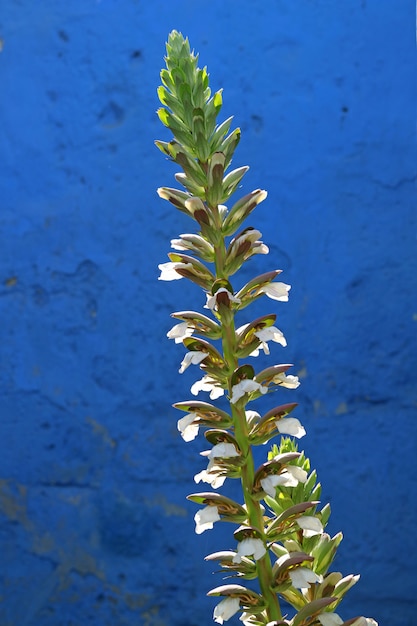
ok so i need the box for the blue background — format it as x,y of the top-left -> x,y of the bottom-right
0,1 -> 416,625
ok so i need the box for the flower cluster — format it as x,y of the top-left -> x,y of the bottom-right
156,30 -> 377,626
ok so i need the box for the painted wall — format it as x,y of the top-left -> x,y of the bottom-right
0,1 -> 415,625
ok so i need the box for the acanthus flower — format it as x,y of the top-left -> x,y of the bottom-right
260,464 -> 307,496
230,379 -> 267,404
167,321 -> 194,343
350,618 -> 378,626
191,375 -> 225,399
158,261 -> 192,281
213,597 -> 240,624
273,372 -> 300,389
179,350 -> 208,373
232,538 -> 266,563
205,288 -> 241,312
289,566 -> 323,591
276,417 -> 306,438
177,412 -> 199,442
260,281 -> 291,301
194,467 -> 226,489
296,515 -> 323,537
194,504 -> 221,534
317,614 -> 344,626
249,325 -> 287,356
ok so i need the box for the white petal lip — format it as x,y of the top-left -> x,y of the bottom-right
276,417 -> 306,438
177,413 -> 199,442
190,375 -> 225,399
351,619 -> 378,626
230,379 -> 267,404
260,471 -> 297,494
318,613 -> 343,626
158,261 -> 192,280
286,465 -> 308,483
167,321 -> 194,343
194,468 -> 226,489
213,597 -> 240,624
232,538 -> 266,563
297,515 -> 324,537
260,465 -> 308,495
209,442 -> 239,460
179,350 -> 208,373
254,326 -> 287,348
273,372 -> 300,389
206,288 -> 241,311
289,567 -> 322,590
261,281 -> 291,301
194,505 -> 220,534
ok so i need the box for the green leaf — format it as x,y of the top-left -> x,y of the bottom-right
209,116 -> 234,152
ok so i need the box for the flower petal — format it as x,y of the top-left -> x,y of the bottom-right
297,515 -> 324,537
213,597 -> 240,624
179,350 -> 208,373
261,282 -> 291,301
177,413 -> 199,442
318,614 -> 344,626
190,375 -> 225,399
276,417 -> 306,439
232,538 -> 266,563
158,261 -> 191,281
273,372 -> 300,389
167,321 -> 194,343
194,504 -> 220,534
230,379 -> 267,404
194,469 -> 226,489
206,288 -> 241,311
289,567 -> 322,590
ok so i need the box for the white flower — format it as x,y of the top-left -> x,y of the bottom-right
289,567 -> 322,591
179,350 -> 208,373
205,288 -> 241,311
261,281 -> 291,301
261,466 -> 308,496
276,417 -> 306,439
208,442 -> 240,462
158,261 -> 192,281
213,597 -> 240,624
177,412 -> 199,442
230,379 -> 267,404
297,516 -> 323,537
194,468 -> 226,489
261,474 -> 290,496
253,243 -> 269,255
195,443 -> 239,489
285,465 -> 308,483
273,372 -> 300,389
191,375 -> 225,399
351,619 -> 378,626
232,538 -> 266,563
194,504 -> 220,534
250,326 -> 287,356
318,614 -> 344,626
167,321 -> 194,343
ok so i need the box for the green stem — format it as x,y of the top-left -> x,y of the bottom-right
215,228 -> 282,623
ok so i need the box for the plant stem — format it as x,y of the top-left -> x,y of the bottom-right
215,231 -> 283,623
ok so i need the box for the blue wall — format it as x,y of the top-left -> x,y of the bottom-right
0,1 -> 416,625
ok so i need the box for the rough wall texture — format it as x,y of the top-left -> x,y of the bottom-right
0,1 -> 416,625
